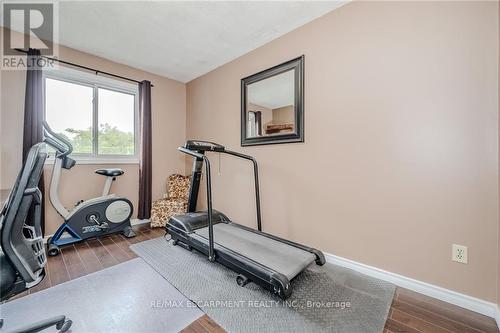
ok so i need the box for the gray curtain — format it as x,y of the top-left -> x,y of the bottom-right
255,111 -> 262,136
138,80 -> 152,219
22,48 -> 45,234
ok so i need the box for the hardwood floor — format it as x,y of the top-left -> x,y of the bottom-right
9,224 -> 165,301
9,224 -> 499,333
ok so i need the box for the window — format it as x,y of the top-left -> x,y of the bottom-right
43,68 -> 139,163
246,111 -> 262,138
247,111 -> 256,137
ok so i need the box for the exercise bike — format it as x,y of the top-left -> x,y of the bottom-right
43,122 -> 135,256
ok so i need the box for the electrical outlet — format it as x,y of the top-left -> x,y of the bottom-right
452,244 -> 468,264
163,193 -> 168,199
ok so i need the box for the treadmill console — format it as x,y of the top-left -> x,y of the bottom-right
185,140 -> 225,153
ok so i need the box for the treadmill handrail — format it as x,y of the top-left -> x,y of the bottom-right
178,147 -> 204,159
224,150 -> 262,231
179,144 -> 262,232
178,146 -> 215,261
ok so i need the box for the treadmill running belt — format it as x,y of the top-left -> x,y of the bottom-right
194,223 -> 316,280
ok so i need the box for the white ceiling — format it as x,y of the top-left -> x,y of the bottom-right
5,1 -> 346,82
248,69 -> 294,109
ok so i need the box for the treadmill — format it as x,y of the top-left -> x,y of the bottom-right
166,140 -> 325,299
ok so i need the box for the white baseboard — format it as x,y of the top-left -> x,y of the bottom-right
130,218 -> 150,226
324,252 -> 498,319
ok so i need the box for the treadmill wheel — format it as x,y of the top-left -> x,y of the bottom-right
236,274 -> 250,287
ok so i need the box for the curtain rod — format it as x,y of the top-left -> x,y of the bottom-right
15,48 -> 154,87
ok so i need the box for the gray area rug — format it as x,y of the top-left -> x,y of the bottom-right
0,258 -> 203,333
131,237 -> 395,333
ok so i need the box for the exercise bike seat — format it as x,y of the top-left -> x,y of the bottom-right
95,168 -> 125,177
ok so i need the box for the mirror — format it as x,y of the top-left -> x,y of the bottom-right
241,56 -> 304,146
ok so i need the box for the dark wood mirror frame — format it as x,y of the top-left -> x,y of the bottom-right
241,56 -> 304,146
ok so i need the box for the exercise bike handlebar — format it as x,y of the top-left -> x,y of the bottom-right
42,121 -> 73,157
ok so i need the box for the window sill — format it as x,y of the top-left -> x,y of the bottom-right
44,158 -> 140,165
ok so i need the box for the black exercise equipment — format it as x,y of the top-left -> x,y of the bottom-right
0,141 -> 72,332
166,140 -> 325,299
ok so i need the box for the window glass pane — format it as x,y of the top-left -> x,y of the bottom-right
45,78 -> 93,154
97,88 -> 135,155
248,111 -> 256,137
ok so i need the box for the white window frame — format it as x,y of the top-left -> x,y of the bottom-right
43,66 -> 140,164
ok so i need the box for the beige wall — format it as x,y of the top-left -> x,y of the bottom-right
1,2 -> 499,304
272,105 -> 294,125
0,28 -> 187,234
498,1 -> 500,309
186,1 -> 499,302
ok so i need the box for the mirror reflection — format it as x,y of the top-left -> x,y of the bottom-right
246,69 -> 295,138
